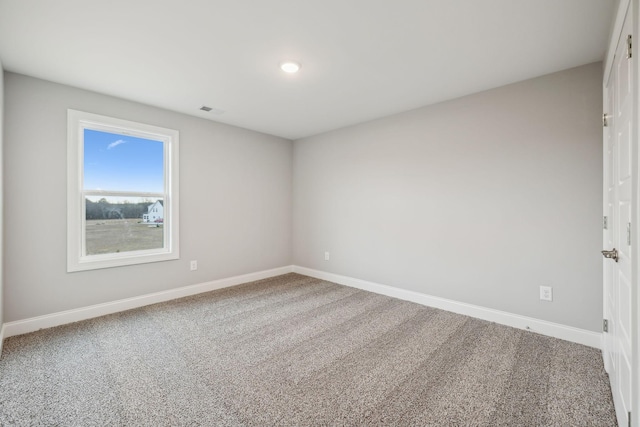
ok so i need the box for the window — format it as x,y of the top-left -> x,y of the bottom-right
67,110 -> 179,272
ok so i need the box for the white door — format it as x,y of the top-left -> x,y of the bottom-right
603,6 -> 633,426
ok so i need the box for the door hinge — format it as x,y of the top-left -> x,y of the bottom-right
603,216 -> 608,229
603,319 -> 609,333
628,34 -> 633,59
603,113 -> 609,127
628,222 -> 632,245
628,411 -> 631,427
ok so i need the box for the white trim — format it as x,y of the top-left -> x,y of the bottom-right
2,264 -> 601,350
3,266 -> 294,339
293,266 -> 602,349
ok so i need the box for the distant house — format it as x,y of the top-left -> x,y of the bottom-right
142,200 -> 163,223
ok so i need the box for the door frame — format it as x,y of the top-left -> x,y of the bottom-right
604,0 -> 638,425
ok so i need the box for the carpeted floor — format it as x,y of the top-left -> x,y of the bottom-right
0,273 -> 617,426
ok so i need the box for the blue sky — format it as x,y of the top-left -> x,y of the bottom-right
84,129 -> 164,193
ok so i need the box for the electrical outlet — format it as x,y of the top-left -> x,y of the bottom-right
539,286 -> 553,301
190,260 -> 198,271
324,251 -> 330,261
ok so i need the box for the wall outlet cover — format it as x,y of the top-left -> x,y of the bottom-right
539,286 -> 553,301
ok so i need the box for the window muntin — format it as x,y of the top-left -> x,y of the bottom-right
68,110 -> 179,272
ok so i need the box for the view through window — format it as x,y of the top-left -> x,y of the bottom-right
84,129 -> 165,255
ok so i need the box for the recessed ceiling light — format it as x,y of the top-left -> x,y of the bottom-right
280,61 -> 301,73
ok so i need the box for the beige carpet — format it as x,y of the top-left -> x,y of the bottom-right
0,273 -> 617,426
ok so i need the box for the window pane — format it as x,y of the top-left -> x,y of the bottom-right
85,196 -> 164,255
83,129 -> 164,193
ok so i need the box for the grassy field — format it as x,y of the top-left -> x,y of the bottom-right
86,219 -> 163,255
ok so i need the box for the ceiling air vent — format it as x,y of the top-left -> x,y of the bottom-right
199,105 -> 225,115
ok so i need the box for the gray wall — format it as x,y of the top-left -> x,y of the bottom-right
293,62 -> 603,332
3,64 -> 604,332
4,73 -> 293,322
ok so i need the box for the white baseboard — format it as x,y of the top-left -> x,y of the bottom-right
293,266 -> 602,349
2,264 -> 601,350
3,265 -> 294,339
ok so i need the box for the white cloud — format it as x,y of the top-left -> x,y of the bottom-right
107,139 -> 126,149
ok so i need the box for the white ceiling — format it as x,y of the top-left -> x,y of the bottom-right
0,0 -> 615,140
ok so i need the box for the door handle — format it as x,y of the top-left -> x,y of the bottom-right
601,248 -> 619,262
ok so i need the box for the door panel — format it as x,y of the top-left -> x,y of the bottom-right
604,57 -> 616,375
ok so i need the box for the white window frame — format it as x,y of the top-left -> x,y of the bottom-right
67,109 -> 179,272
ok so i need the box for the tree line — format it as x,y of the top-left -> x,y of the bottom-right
86,198 -> 156,220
